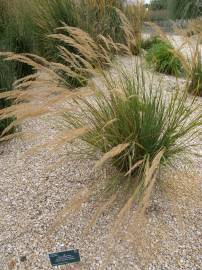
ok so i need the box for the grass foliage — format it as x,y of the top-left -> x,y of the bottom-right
35,0 -> 78,58
145,39 -> 182,76
124,2 -> 147,54
0,0 -> 135,135
0,60 -> 15,135
168,0 -> 202,20
141,36 -> 162,51
188,54 -> 202,96
0,0 -> 131,88
80,0 -> 125,42
0,0 -> 36,79
150,0 -> 168,10
64,65 -> 201,192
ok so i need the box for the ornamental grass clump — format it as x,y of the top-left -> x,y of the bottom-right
64,65 -> 202,195
145,40 -> 183,76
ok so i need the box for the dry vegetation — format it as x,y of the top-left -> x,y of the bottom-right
0,0 -> 202,269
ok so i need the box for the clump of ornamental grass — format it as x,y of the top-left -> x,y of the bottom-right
63,64 -> 202,196
0,25 -> 124,138
0,1 -> 142,87
145,39 -> 183,76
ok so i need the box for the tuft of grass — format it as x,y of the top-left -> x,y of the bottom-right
64,65 -> 202,195
145,40 -> 183,76
188,54 -> 202,96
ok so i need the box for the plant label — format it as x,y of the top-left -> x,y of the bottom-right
49,249 -> 80,267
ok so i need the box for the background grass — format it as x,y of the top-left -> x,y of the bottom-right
141,36 -> 162,51
0,0 -> 134,89
145,40 -> 183,76
0,60 -> 15,136
168,0 -> 202,20
188,54 -> 202,96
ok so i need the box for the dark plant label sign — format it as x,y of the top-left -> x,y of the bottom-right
49,249 -> 80,267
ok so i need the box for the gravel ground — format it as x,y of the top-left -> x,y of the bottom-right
0,47 -> 202,270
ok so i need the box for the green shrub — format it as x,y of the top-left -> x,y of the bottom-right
145,40 -> 183,76
64,67 -> 202,192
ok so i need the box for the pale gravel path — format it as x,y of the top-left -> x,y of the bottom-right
0,53 -> 202,270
